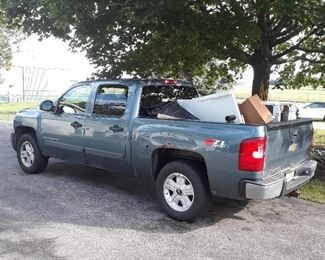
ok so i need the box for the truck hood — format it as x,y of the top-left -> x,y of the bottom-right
14,107 -> 42,126
16,107 -> 40,117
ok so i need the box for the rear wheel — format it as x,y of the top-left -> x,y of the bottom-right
156,160 -> 210,222
17,133 -> 48,174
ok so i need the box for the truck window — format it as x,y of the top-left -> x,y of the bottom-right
93,85 -> 128,117
139,85 -> 198,118
58,84 -> 91,115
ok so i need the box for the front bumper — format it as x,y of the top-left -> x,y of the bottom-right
240,160 -> 317,200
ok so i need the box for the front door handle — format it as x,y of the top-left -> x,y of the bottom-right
71,121 -> 83,129
109,125 -> 124,133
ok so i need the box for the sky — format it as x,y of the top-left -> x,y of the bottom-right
0,34 -> 253,96
13,35 -> 94,76
0,35 -> 94,95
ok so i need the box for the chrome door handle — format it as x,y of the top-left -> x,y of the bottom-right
71,121 -> 83,129
109,125 -> 124,133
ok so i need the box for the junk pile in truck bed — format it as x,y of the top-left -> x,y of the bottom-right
157,90 -> 299,125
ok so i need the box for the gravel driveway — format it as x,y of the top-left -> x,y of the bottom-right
0,121 -> 324,260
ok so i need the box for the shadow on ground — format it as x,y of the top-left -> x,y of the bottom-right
1,159 -> 248,234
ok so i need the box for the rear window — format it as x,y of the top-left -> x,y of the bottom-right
139,85 -> 198,117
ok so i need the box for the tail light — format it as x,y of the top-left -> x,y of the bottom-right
239,137 -> 266,172
161,79 -> 177,85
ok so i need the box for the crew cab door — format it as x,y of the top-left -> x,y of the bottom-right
83,83 -> 131,174
40,84 -> 91,163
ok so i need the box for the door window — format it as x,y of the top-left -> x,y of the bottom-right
58,85 -> 91,115
93,85 -> 128,117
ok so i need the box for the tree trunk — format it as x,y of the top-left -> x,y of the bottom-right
251,62 -> 271,101
182,68 -> 194,83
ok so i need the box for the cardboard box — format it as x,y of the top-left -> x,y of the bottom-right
239,95 -> 273,124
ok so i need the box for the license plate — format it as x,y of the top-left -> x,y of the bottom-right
286,171 -> 295,182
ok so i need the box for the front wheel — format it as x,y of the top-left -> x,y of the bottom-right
17,133 -> 48,174
156,160 -> 210,222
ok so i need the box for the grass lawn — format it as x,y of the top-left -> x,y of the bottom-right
314,130 -> 325,146
0,102 -> 38,120
234,87 -> 325,103
299,129 -> 325,204
300,180 -> 325,204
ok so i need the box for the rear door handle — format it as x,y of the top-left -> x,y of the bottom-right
71,121 -> 83,129
109,125 -> 124,133
289,129 -> 298,141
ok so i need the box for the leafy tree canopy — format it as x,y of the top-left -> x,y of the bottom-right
2,0 -> 325,99
0,9 -> 21,70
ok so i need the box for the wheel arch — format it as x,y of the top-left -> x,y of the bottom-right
151,148 -> 209,184
13,126 -> 37,150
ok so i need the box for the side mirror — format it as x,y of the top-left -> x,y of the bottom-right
40,100 -> 54,112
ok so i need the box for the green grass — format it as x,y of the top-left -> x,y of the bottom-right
0,102 -> 38,120
314,130 -> 325,146
299,129 -> 325,204
235,88 -> 325,103
300,180 -> 325,204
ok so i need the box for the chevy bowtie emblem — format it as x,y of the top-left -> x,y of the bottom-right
289,143 -> 297,152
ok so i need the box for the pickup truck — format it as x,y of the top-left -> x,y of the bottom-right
11,79 -> 317,222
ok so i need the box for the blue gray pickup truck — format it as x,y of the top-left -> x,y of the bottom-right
11,79 -> 317,221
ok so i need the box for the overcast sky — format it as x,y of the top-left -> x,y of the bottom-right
0,35 -> 253,95
13,35 -> 94,77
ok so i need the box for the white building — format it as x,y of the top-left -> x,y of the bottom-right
0,35 -> 94,102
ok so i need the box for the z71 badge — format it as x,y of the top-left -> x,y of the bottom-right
288,143 -> 297,152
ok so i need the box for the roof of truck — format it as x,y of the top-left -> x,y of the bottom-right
77,78 -> 194,87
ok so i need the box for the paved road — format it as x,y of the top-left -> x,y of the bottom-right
0,121 -> 324,260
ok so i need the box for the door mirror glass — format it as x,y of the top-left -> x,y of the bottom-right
40,100 -> 54,111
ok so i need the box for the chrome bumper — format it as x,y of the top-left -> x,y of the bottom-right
240,160 -> 317,200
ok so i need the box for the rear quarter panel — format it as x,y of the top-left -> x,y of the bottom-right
131,118 -> 265,199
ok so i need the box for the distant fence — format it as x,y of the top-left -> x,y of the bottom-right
0,95 -> 9,103
0,94 -> 58,103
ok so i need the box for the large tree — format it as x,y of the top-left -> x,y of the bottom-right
0,10 -> 21,71
2,0 -> 325,99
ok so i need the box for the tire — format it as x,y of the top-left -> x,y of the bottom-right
17,133 -> 48,174
156,160 -> 210,222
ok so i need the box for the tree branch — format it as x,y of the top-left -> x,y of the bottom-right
271,19 -> 288,34
193,0 -> 209,15
271,28 -> 319,60
297,46 -> 325,54
269,24 -> 298,39
224,44 -> 251,63
273,55 -> 325,64
257,7 -> 268,35
272,27 -> 304,46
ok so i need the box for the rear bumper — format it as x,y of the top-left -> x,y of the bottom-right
240,160 -> 317,200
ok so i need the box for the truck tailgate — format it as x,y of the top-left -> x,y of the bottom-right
264,119 -> 313,176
